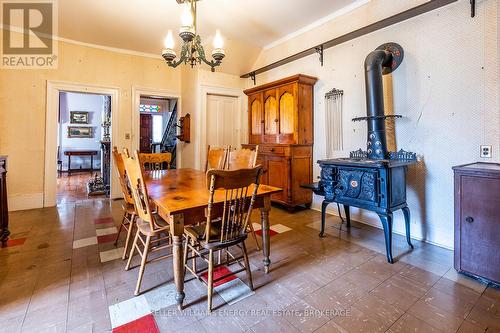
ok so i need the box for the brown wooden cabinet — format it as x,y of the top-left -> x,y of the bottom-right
453,162 -> 500,284
0,156 -> 9,247
244,74 -> 317,210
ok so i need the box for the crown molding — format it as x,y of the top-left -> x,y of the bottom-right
1,24 -> 162,59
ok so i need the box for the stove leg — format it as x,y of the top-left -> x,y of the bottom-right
343,205 -> 351,228
402,206 -> 414,249
378,213 -> 394,264
320,200 -> 329,237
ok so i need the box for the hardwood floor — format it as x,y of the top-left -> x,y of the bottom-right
56,172 -> 105,204
0,200 -> 498,332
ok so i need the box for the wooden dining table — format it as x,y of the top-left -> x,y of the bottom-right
145,168 -> 282,310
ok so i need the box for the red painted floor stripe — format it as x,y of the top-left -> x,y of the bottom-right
97,234 -> 118,244
5,237 -> 27,247
94,217 -> 115,225
201,265 -> 237,287
112,314 -> 159,333
255,229 -> 278,237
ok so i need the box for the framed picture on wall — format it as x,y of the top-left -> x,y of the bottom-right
70,111 -> 89,124
68,126 -> 93,138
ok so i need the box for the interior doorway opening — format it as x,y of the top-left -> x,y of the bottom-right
56,91 -> 112,204
138,95 -> 178,168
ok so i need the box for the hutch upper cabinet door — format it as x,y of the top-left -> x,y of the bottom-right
278,83 -> 297,144
248,92 -> 263,144
263,89 -> 278,143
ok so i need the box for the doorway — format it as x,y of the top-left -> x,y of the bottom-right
206,94 -> 239,148
138,96 -> 179,168
56,91 -> 111,204
45,81 -> 120,208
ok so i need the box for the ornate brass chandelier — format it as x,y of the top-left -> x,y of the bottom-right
162,0 -> 225,72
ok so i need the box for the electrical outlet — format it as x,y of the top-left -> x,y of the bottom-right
125,133 -> 130,140
480,145 -> 492,158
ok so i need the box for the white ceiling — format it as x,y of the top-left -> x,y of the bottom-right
58,0 -> 361,74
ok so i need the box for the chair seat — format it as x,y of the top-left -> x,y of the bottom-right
136,214 -> 169,236
184,222 -> 247,250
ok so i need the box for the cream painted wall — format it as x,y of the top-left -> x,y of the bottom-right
179,68 -> 246,170
0,35 -> 181,210
247,0 -> 500,249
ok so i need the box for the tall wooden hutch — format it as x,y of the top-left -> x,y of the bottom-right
243,74 -> 317,210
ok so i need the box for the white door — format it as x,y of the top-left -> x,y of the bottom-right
206,94 -> 238,147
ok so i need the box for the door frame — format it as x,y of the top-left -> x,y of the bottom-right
131,86 -> 181,166
199,85 -> 245,170
45,81 -> 120,207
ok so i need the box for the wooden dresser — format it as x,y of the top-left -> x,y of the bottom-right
453,162 -> 500,283
0,156 -> 9,247
243,74 -> 317,210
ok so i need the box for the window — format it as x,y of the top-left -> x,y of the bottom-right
152,114 -> 163,143
139,104 -> 161,113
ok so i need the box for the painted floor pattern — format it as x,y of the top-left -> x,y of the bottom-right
1,199 -> 499,333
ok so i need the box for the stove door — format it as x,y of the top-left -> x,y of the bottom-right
335,168 -> 379,205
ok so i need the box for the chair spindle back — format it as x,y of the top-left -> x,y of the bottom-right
205,166 -> 263,244
227,146 -> 259,170
112,147 -> 135,205
205,145 -> 229,171
123,150 -> 156,231
138,152 -> 172,171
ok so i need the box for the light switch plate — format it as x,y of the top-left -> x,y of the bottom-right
480,145 -> 492,158
125,133 -> 130,140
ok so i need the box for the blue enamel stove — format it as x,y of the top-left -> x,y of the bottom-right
311,43 -> 417,263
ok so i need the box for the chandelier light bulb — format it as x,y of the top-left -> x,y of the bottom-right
213,30 -> 224,49
164,30 -> 174,49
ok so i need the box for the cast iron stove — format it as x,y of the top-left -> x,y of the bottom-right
310,43 -> 417,263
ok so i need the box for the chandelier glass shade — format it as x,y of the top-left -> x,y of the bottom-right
162,0 -> 225,72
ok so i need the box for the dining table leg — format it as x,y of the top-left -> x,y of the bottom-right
260,196 -> 271,274
170,214 -> 185,310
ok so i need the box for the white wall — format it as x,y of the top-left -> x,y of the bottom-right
58,92 -> 105,169
246,0 -> 499,249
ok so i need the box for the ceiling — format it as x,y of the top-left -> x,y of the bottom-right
58,0 -> 360,74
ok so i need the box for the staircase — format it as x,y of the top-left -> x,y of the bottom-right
160,101 -> 178,168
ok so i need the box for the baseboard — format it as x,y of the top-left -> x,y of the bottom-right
8,192 -> 44,211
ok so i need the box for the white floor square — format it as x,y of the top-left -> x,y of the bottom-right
96,227 -> 118,236
73,236 -> 98,249
271,224 -> 292,234
144,283 -> 178,311
215,278 -> 255,305
252,223 -> 262,231
100,247 -> 124,263
108,295 -> 151,328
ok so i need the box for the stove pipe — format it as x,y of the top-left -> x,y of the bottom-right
364,49 -> 394,159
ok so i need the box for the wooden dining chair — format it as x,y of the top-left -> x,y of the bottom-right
138,152 -> 172,171
205,145 -> 230,171
225,145 -> 261,250
123,150 -> 173,295
183,166 -> 263,312
112,147 -> 137,260
226,146 -> 259,170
